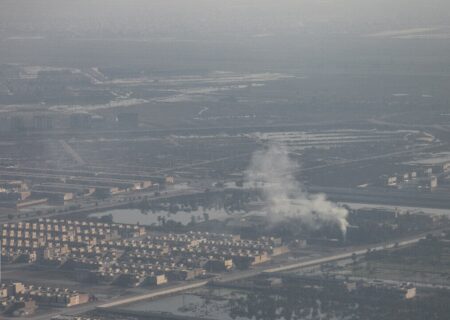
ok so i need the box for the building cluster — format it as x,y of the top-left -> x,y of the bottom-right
346,207 -> 441,244
344,279 -> 416,300
1,219 -> 288,287
1,219 -> 146,263
382,164 -> 449,189
0,168 -> 155,201
0,180 -> 42,209
59,231 -> 288,287
273,274 -> 417,301
0,282 -> 90,317
0,165 -> 174,209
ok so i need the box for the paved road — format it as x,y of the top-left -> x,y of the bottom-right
292,143 -> 446,174
0,120 -> 352,142
97,280 -> 209,309
308,186 -> 450,210
15,229 -> 435,320
59,140 -> 86,166
263,236 -> 426,274
96,232 -> 435,311
1,187 -> 204,224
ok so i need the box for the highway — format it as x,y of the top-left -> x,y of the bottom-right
309,185 -> 450,210
97,280 -> 209,309
4,186 -> 204,223
96,231 -> 431,309
292,142 -> 447,174
0,120 -> 352,142
11,180 -> 450,227
263,236 -> 426,274
16,229 -> 435,320
59,139 -> 86,166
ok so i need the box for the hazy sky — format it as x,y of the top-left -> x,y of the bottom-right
1,0 -> 449,39
0,0 -> 448,70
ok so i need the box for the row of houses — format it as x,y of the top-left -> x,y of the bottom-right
0,282 -> 91,317
1,219 -> 146,263
1,220 -> 289,288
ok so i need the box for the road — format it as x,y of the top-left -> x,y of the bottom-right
0,120 -> 352,142
292,142 -> 446,174
4,187 -> 204,224
307,185 -> 450,210
263,236 -> 426,274
97,280 -> 209,309
14,229 -> 435,320
97,233 -> 435,311
59,140 -> 86,166
149,152 -> 253,175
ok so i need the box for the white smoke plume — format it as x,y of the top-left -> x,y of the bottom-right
246,143 -> 349,235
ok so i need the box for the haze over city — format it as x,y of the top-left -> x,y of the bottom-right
0,1 -> 450,319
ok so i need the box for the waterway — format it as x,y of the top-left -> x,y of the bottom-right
89,207 -> 234,226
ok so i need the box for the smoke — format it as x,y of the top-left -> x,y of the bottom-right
245,143 -> 349,235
